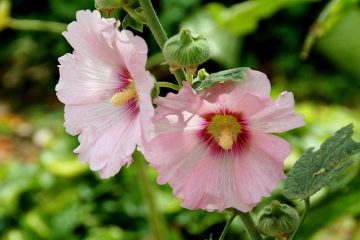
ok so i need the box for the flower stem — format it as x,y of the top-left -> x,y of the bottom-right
237,211 -> 263,240
158,81 -> 180,91
133,150 -> 168,240
6,18 -> 67,33
138,0 -> 186,85
289,197 -> 310,240
146,52 -> 164,69
137,0 -> 166,49
186,71 -> 193,85
218,210 -> 237,240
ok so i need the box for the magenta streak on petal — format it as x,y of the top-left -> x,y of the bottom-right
113,69 -> 140,116
125,98 -> 140,117
198,109 -> 251,156
117,69 -> 132,91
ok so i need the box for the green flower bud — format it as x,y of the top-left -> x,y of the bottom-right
257,200 -> 299,237
163,29 -> 211,74
197,68 -> 209,81
95,0 -> 123,11
0,0 -> 11,31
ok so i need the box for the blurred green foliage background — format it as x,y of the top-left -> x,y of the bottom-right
0,0 -> 359,239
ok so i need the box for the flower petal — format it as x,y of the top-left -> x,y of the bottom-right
248,91 -> 305,133
154,82 -> 215,118
181,151 -> 255,212
233,134 -> 287,205
224,92 -> 271,117
75,114 -> 141,171
56,53 -> 123,105
64,100 -> 127,136
133,70 -> 154,142
202,68 -> 271,103
63,10 -> 120,62
243,68 -> 271,96
115,30 -> 148,74
112,30 -> 154,142
144,109 -> 205,174
145,130 -> 202,184
200,69 -> 273,116
251,132 -> 292,166
98,155 -> 132,179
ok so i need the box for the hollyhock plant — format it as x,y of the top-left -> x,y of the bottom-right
6,0 -> 360,238
56,10 -> 154,178
144,69 -> 305,212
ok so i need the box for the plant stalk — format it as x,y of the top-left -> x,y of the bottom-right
138,0 -> 186,85
7,18 -> 67,33
289,198 -> 310,240
133,150 -> 168,240
238,211 -> 263,240
218,211 -> 237,240
158,81 -> 180,91
146,52 -> 164,69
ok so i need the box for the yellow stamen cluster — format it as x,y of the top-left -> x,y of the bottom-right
207,114 -> 242,150
110,82 -> 137,106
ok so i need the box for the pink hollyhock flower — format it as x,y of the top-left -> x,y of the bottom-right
144,69 -> 304,212
56,10 -> 154,178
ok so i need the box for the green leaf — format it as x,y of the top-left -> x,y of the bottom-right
122,7 -> 145,32
206,0 -> 311,35
284,124 -> 360,200
301,0 -> 359,59
122,13 -> 144,32
317,8 -> 360,78
298,168 -> 360,239
193,67 -> 249,91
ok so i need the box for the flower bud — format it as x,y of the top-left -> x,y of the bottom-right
163,29 -> 210,74
95,0 -> 123,11
257,200 -> 299,237
197,68 -> 209,81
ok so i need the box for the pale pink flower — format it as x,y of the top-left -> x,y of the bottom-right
144,69 -> 304,212
56,10 -> 154,178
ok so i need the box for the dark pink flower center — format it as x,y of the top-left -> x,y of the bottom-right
110,81 -> 137,106
109,70 -> 139,115
199,109 -> 250,154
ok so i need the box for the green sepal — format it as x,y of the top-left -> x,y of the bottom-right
284,124 -> 360,200
122,8 -> 145,32
151,82 -> 160,100
193,67 -> 249,92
